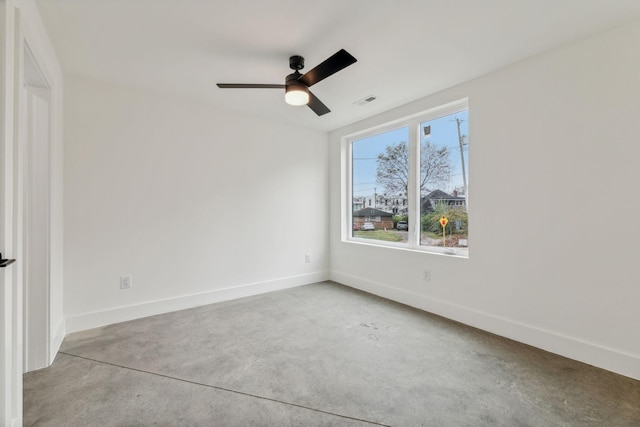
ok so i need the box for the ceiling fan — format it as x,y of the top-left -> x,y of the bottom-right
217,49 -> 357,116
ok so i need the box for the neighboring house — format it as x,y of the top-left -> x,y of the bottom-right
353,207 -> 394,230
379,194 -> 408,215
356,189 -> 465,218
354,194 -> 408,216
352,196 -> 366,211
421,189 -> 466,212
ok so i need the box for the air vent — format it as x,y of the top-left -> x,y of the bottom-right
354,95 -> 377,106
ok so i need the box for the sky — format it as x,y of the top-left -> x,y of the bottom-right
352,109 -> 469,197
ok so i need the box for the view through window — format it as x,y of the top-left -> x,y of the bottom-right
352,127 -> 410,244
350,104 -> 469,256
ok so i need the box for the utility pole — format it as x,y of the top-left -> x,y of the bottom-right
373,187 -> 377,209
454,117 -> 468,210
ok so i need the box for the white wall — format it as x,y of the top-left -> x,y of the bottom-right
329,20 -> 640,380
64,75 -> 329,332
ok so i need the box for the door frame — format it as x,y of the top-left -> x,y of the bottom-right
1,2 -> 64,425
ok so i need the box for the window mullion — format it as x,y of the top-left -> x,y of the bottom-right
407,119 -> 419,248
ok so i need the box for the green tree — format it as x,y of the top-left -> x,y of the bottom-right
421,201 -> 468,235
392,214 -> 408,228
393,214 -> 408,223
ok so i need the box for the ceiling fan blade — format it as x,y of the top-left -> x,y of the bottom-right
299,49 -> 357,87
217,83 -> 285,89
307,91 -> 330,116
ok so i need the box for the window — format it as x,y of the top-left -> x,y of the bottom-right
347,100 -> 469,257
351,126 -> 410,244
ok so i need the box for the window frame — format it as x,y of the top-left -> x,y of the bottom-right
343,98 -> 469,257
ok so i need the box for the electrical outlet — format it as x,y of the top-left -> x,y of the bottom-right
120,275 -> 132,289
423,270 -> 431,282
305,252 -> 311,263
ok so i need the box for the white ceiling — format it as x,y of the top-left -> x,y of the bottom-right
36,0 -> 640,132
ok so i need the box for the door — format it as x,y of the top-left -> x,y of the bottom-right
20,46 -> 52,373
22,85 -> 50,372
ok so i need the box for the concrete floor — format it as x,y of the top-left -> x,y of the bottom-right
24,282 -> 640,426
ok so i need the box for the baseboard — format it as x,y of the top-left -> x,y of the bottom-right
66,271 -> 329,334
49,318 -> 65,363
330,270 -> 640,381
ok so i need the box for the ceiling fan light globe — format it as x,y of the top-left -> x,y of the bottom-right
285,87 -> 309,106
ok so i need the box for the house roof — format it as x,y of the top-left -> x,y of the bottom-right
34,1 -> 640,132
422,191 -> 465,211
426,190 -> 464,200
353,208 -> 394,218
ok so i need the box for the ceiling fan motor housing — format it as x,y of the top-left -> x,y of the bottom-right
285,72 -> 303,85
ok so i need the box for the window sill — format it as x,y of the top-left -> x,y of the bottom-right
344,237 -> 469,259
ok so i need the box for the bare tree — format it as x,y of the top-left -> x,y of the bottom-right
376,141 -> 450,196
419,141 -> 451,195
